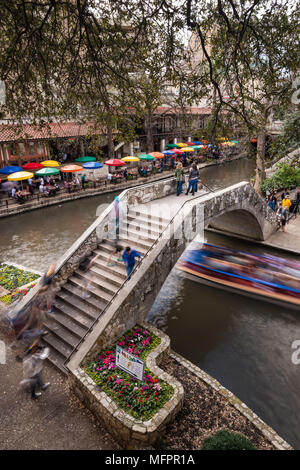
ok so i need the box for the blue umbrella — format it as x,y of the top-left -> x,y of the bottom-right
0,165 -> 23,174
82,162 -> 103,169
162,150 -> 175,156
193,141 -> 202,145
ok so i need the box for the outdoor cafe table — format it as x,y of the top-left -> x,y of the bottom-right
127,170 -> 138,180
112,174 -> 124,184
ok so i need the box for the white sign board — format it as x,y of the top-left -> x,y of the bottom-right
115,345 -> 145,381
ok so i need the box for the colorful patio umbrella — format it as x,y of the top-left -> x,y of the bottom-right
22,163 -> 44,170
186,142 -> 195,146
0,165 -> 23,174
177,143 -> 187,147
75,156 -> 97,163
149,152 -> 164,159
121,156 -> 140,162
166,144 -> 179,149
60,164 -> 83,172
35,167 -> 60,176
8,171 -> 34,181
172,149 -> 184,155
104,159 -> 125,167
82,162 -> 103,169
193,141 -> 202,145
231,140 -> 239,144
181,147 -> 194,152
139,154 -> 154,161
40,160 -> 60,167
162,150 -> 175,156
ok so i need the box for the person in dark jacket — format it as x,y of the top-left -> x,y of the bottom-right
185,164 -> 199,196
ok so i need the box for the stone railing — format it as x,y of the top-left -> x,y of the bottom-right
69,322 -> 184,449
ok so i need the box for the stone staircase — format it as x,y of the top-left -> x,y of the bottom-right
43,209 -> 170,373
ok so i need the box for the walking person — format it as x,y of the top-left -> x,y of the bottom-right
175,162 -> 184,196
79,252 -> 100,299
122,246 -> 142,279
20,344 -> 50,399
276,204 -> 289,233
185,163 -> 199,196
107,196 -> 123,266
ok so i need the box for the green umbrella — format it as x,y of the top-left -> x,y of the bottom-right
166,144 -> 179,149
231,140 -> 239,144
139,154 -> 154,161
35,167 -> 60,176
75,156 -> 97,163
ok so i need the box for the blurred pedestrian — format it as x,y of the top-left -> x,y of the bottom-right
175,162 -> 184,196
20,344 -> 50,399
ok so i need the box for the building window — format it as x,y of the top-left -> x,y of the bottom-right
28,141 -> 35,156
37,141 -> 44,155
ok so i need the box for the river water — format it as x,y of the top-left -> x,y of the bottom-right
1,157 -> 300,448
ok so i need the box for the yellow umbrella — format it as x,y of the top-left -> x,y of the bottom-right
40,160 -> 60,167
8,171 -> 34,181
181,147 -> 194,152
177,142 -> 187,147
121,156 -> 140,162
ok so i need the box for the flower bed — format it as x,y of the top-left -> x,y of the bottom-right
85,325 -> 174,421
0,264 -> 40,304
0,281 -> 38,305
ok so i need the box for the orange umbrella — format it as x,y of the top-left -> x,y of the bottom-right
149,152 -> 164,159
60,164 -> 83,172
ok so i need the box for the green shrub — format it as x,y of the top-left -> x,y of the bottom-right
201,430 -> 256,450
260,161 -> 300,193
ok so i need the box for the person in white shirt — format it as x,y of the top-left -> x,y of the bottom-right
12,187 -> 17,198
108,172 -> 112,183
39,184 -> 44,193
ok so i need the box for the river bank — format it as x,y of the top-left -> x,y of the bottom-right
0,152 -> 247,220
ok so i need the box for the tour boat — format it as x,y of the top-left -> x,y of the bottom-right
177,243 -> 300,309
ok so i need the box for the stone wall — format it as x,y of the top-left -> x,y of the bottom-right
69,322 -> 184,449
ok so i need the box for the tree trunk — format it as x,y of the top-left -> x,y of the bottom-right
145,111 -> 153,153
254,129 -> 266,194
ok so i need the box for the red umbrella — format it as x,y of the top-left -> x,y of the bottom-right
104,159 -> 125,167
172,149 -> 184,155
186,142 -> 195,146
149,152 -> 164,159
22,163 -> 44,170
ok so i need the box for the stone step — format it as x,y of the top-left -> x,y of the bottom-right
127,210 -> 170,224
44,319 -> 79,349
93,256 -> 127,279
56,289 -> 100,320
46,308 -> 88,339
88,260 -> 124,287
93,248 -> 124,270
74,269 -> 118,296
127,214 -> 169,231
46,347 -> 68,375
119,227 -> 158,243
68,276 -> 113,304
62,283 -> 106,313
42,331 -> 73,360
118,235 -> 151,251
54,298 -> 94,328
125,220 -> 162,238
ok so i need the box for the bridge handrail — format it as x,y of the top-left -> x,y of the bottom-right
63,183 -> 216,371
